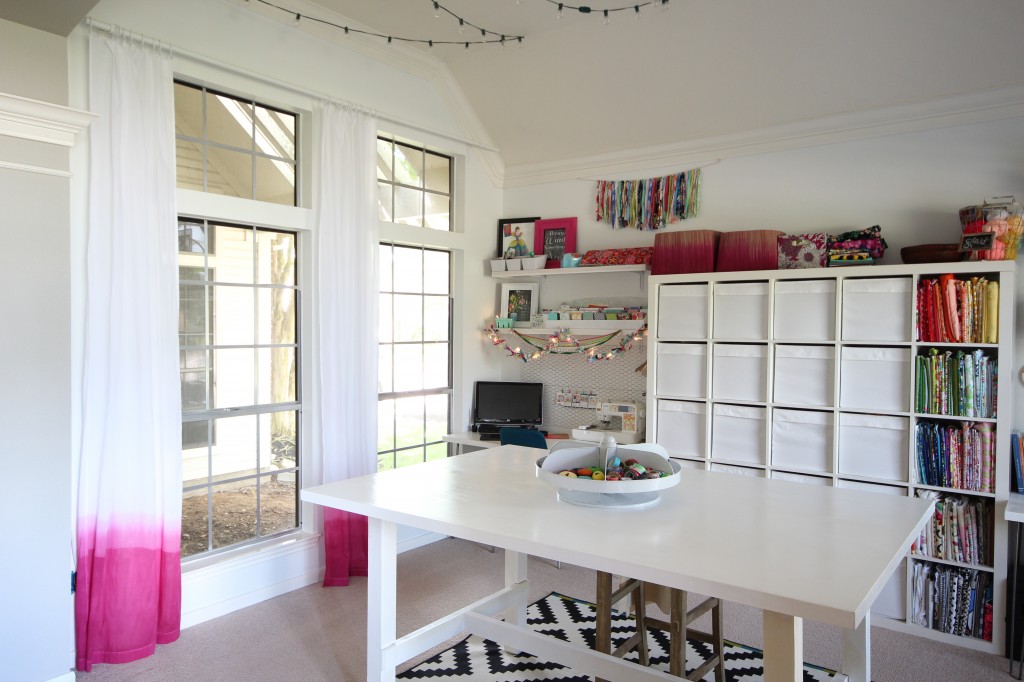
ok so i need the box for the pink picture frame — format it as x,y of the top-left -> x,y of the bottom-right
533,217 -> 578,269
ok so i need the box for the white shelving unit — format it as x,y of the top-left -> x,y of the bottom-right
646,261 -> 1015,653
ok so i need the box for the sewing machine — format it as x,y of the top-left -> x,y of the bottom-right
572,401 -> 643,444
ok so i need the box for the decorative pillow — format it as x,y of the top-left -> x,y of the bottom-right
715,230 -> 784,272
578,247 -> 654,266
651,229 -> 720,275
777,233 -> 828,269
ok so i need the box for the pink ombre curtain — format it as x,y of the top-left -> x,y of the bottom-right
315,103 -> 379,585
76,30 -> 181,670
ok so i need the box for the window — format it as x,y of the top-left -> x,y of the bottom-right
174,81 -> 297,206
176,218 -> 300,558
376,136 -> 451,230
377,244 -> 451,470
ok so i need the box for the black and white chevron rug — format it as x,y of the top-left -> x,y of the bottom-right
398,593 -> 839,681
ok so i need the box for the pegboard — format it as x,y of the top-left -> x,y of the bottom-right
517,340 -> 648,431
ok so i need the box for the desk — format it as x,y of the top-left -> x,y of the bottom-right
442,431 -> 566,455
302,446 -> 933,682
1007,493 -> 1024,678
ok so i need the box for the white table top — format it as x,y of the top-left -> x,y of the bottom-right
302,445 -> 933,630
1006,492 -> 1024,523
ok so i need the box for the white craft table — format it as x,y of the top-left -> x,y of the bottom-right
302,445 -> 934,682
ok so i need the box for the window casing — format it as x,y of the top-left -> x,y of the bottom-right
376,136 -> 452,230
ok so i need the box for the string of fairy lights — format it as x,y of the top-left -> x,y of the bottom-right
484,325 -> 647,363
242,0 -> 674,49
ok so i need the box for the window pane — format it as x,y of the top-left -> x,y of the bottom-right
397,447 -> 424,468
210,413 -> 258,479
256,230 -> 295,285
257,347 -> 296,404
263,410 -> 297,471
393,186 -> 423,227
425,393 -> 448,442
211,348 -> 256,408
394,295 -> 423,343
377,398 -> 395,453
378,244 -> 393,291
257,288 -> 295,344
181,488 -> 209,558
212,479 -> 258,549
377,182 -> 393,222
376,138 -> 393,181
255,105 -> 296,161
179,219 -> 211,257
377,452 -> 395,470
180,349 -> 210,412
424,152 -> 450,193
207,92 -> 253,150
393,345 -> 423,392
176,138 -> 205,191
178,283 -> 210,345
259,474 -> 297,536
423,343 -> 449,389
378,344 -> 393,393
393,247 -> 422,293
182,418 -> 211,454
423,296 -> 449,342
174,82 -> 203,138
254,156 -> 296,206
211,286 -> 254,345
210,225 -> 254,283
378,293 -> 393,343
423,250 -> 449,295
394,143 -> 423,187
424,192 -> 450,231
205,146 -> 253,199
395,390 -> 424,447
426,442 -> 447,462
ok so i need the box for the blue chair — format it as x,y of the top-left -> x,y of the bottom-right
499,427 -> 547,449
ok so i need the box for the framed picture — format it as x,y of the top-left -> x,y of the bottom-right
534,217 -> 578,268
497,217 -> 540,259
499,283 -> 539,326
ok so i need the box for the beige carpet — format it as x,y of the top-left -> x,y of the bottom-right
77,538 -> 1011,681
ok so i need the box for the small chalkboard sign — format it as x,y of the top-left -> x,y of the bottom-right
960,232 -> 996,252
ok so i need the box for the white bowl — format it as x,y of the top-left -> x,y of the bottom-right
535,443 -> 680,508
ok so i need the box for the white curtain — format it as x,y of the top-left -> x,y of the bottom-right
316,103 -> 379,585
76,31 -> 182,670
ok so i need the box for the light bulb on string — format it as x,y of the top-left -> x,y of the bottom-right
603,9 -> 610,24
433,2 -> 440,18
556,3 -> 563,19
464,41 -> 470,50
428,39 -> 434,50
500,35 -> 506,47
387,35 -> 392,44
634,4 -> 641,19
293,12 -> 301,25
458,18 -> 465,33
661,0 -> 670,10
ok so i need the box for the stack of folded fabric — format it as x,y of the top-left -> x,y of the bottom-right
827,225 -> 887,266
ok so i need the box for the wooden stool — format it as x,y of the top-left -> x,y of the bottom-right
595,572 -> 725,681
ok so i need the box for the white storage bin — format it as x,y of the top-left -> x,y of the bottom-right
839,346 -> 910,412
771,409 -> 834,473
656,343 -> 707,398
656,400 -> 706,459
771,470 -> 832,486
873,561 -> 907,620
713,282 -> 768,340
710,463 -> 764,477
711,404 -> 766,465
658,284 -> 708,339
841,277 -> 912,342
838,413 -> 909,481
773,345 -> 835,407
836,479 -> 908,496
773,279 -> 836,341
674,458 -> 705,470
712,344 -> 767,402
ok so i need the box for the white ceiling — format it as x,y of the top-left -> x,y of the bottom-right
310,0 -> 1024,173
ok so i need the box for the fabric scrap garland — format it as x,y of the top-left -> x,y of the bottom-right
484,326 -> 646,363
595,168 -> 702,230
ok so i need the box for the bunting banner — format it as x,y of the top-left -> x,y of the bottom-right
595,168 -> 702,230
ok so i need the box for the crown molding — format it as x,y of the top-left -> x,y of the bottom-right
0,92 -> 95,147
501,83 -> 1024,188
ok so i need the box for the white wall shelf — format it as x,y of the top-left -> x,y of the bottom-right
491,263 -> 649,291
647,260 -> 1015,654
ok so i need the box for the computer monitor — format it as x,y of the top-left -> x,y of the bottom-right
473,381 -> 543,428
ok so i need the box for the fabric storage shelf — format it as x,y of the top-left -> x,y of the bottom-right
774,345 -> 835,407
658,284 -> 708,339
656,343 -> 707,398
771,409 -> 834,474
712,282 -> 768,339
656,400 -> 706,459
711,403 -> 766,465
839,346 -> 910,412
838,412 -> 909,481
712,344 -> 767,402
841,277 -> 913,342
773,279 -> 836,341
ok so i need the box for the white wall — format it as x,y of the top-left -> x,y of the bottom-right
0,18 -> 76,682
503,117 -> 1024,427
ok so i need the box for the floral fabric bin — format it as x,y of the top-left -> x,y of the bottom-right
579,247 -> 654,266
778,233 -> 827,269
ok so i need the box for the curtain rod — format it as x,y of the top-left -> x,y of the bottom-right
84,17 -> 500,153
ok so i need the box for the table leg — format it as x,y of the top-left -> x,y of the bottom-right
504,549 -> 528,625
1012,522 -> 1022,679
763,610 -> 802,682
367,517 -> 398,682
841,611 -> 870,682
